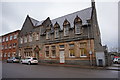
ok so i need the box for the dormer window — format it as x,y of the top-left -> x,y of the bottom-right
36,33 -> 39,40
54,22 -> 60,38
63,19 -> 70,36
75,24 -> 80,34
29,35 -> 32,42
46,32 -> 50,39
64,27 -> 69,36
24,36 -> 27,43
55,29 -> 59,38
74,16 -> 82,34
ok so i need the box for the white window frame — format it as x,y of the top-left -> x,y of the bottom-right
80,48 -> 87,57
36,33 -> 39,40
2,38 -> 5,42
4,53 -> 6,57
10,36 -> 13,40
8,53 -> 10,57
14,34 -> 17,39
69,49 -> 75,58
6,37 -> 8,41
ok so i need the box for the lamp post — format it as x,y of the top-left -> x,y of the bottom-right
89,50 -> 92,66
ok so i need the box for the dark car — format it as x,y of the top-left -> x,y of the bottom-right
7,57 -> 20,63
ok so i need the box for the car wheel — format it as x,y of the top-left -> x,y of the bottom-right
7,61 -> 9,63
28,61 -> 31,65
12,60 -> 14,63
115,61 -> 118,64
21,61 -> 23,64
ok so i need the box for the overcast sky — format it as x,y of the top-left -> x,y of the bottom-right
0,0 -> 119,52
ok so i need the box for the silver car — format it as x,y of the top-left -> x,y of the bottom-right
7,57 -> 20,63
20,57 -> 38,65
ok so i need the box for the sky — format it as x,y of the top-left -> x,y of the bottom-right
0,0 -> 119,52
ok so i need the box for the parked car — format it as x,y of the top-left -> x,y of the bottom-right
20,57 -> 38,65
7,57 -> 20,63
113,58 -> 120,64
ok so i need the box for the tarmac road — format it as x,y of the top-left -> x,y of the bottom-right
2,61 -> 119,78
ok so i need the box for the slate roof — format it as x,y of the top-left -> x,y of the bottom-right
29,17 -> 40,26
29,7 -> 92,29
51,7 -> 92,29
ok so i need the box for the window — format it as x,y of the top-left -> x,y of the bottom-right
55,29 -> 59,38
69,44 -> 74,47
9,44 -> 12,48
69,44 -> 75,57
0,38 -> 2,43
6,37 -> 8,41
24,36 -> 27,43
52,50 -> 56,57
64,27 -> 69,36
45,46 -> 49,57
2,45 -> 4,49
80,42 -> 87,57
4,53 -> 6,57
69,49 -> 75,57
29,35 -> 32,42
75,25 -> 80,34
14,35 -> 17,39
10,36 -> 13,40
0,53 -> 2,57
80,42 -> 87,48
51,46 -> 56,57
59,45 -> 64,48
20,37 -> 23,44
13,43 -> 17,48
8,53 -> 10,57
12,52 -> 15,57
36,33 -> 39,40
2,38 -> 5,42
80,48 -> 87,57
46,51 -> 49,57
46,32 -> 50,39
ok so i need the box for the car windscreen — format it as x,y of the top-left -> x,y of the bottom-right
33,58 -> 37,60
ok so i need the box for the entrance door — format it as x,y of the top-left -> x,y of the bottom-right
59,51 -> 65,64
98,59 -> 103,67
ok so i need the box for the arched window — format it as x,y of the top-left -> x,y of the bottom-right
24,36 -> 27,43
63,19 -> 70,36
29,34 -> 32,42
20,37 -> 23,44
54,22 -> 60,38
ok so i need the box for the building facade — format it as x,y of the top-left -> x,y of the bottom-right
18,1 -> 106,66
0,30 -> 20,60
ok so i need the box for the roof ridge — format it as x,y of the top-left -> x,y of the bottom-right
51,7 -> 92,21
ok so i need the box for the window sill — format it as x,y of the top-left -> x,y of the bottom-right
69,56 -> 75,58
80,56 -> 87,58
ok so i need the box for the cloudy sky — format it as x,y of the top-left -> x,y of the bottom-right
0,0 -> 119,52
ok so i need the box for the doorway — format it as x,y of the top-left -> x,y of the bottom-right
59,50 -> 65,64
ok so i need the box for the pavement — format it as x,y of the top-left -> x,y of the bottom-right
38,62 -> 120,71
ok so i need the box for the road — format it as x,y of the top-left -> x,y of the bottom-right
2,62 -> 119,78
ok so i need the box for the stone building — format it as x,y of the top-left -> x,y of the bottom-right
18,1 -> 106,66
0,30 -> 20,60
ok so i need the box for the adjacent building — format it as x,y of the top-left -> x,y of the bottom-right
0,30 -> 20,60
18,1 -> 107,66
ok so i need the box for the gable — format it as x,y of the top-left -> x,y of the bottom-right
19,16 -> 34,36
